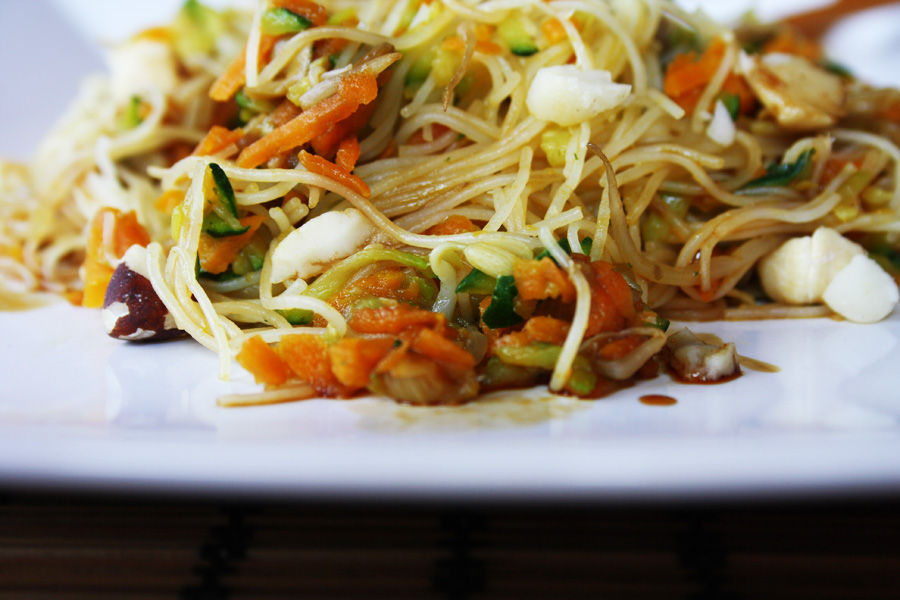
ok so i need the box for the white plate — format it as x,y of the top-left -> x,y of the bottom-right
2,305 -> 899,501
2,1 -> 900,502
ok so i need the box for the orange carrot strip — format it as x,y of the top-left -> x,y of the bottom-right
426,215 -> 478,236
192,125 -> 245,156
411,328 -> 476,369
209,35 -> 277,102
279,334 -> 352,397
269,98 -> 304,128
155,189 -> 186,215
584,261 -> 638,338
237,73 -> 378,169
513,257 -> 577,303
542,18 -> 568,44
197,215 -> 267,274
328,337 -> 396,389
335,135 -> 361,172
236,336 -> 291,386
298,150 -> 371,198
348,304 -> 442,335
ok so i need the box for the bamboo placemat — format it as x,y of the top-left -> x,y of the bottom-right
1,495 -> 899,599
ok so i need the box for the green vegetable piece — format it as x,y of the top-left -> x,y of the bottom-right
173,0 -> 224,60
659,193 -> 690,218
647,314 -> 670,332
566,368 -> 597,396
482,275 -> 524,329
414,277 -> 438,302
498,15 -> 538,56
535,239 -> 571,263
535,237 -> 592,263
277,308 -> 314,325
480,356 -> 542,389
203,163 -> 249,238
405,48 -> 437,86
580,236 -> 593,255
660,23 -> 702,69
235,88 -> 276,114
260,7 -> 312,36
717,92 -> 740,121
231,237 -> 266,275
456,268 -> 496,295
119,96 -> 144,130
641,212 -> 673,244
823,60 -> 853,79
327,8 -> 357,26
743,149 -> 815,190
495,342 -> 560,369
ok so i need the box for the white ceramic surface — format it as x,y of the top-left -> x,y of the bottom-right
2,1 -> 900,501
1,304 -> 899,500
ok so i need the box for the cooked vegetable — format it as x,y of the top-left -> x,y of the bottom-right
743,149 -> 814,189
260,7 -> 312,36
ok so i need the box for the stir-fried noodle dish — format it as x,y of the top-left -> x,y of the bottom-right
1,0 -> 899,406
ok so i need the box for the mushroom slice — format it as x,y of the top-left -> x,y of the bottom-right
740,52 -> 846,130
102,245 -> 182,342
664,329 -> 740,383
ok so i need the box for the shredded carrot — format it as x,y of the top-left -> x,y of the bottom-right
209,35 -> 277,102
584,261 -> 638,338
495,315 -> 570,349
329,268 -> 424,314
541,18 -> 568,44
513,257 -> 577,303
82,208 -> 151,308
197,214 -> 267,274
348,303 -> 442,335
664,38 -> 754,115
328,337 -> 396,389
441,34 -> 502,56
279,334 -> 351,397
821,154 -> 865,185
155,189 -> 186,215
411,328 -> 476,369
311,94 -> 377,160
236,336 -> 291,386
335,135 -> 361,172
165,142 -> 194,166
273,0 -> 329,27
237,73 -> 378,169
192,125 -> 245,157
426,215 -> 478,236
269,99 -> 304,128
298,150 -> 371,198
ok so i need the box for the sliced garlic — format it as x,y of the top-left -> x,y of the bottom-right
270,208 -> 375,284
758,227 -> 864,305
526,65 -> 631,127
822,254 -> 900,323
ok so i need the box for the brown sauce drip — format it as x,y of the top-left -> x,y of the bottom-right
639,394 -> 678,406
739,356 -> 780,373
